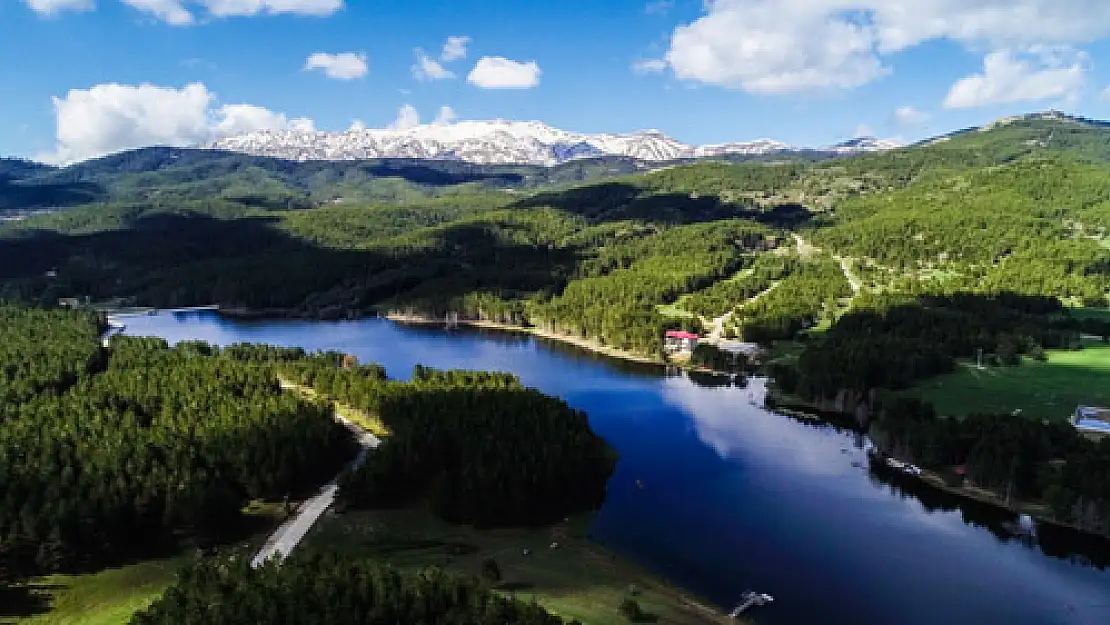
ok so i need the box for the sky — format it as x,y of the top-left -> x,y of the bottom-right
5,0 -> 1110,164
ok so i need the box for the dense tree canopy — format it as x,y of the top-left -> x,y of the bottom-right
0,313 -> 356,579
277,360 -> 617,527
132,552 -> 574,625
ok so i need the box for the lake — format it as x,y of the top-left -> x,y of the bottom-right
120,311 -> 1110,625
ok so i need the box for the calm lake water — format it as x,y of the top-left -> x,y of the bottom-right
120,311 -> 1110,625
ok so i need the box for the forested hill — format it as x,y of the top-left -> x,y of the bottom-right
1,110 -> 1109,358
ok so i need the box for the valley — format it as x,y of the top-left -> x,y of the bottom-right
3,110 -> 1110,625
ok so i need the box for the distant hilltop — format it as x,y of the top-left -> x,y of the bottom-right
205,118 -> 903,167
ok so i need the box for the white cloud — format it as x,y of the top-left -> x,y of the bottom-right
389,104 -> 420,130
661,0 -> 1110,95
199,0 -> 342,18
412,48 -> 455,81
1103,86 -> 1110,101
40,82 -> 312,164
121,0 -> 194,24
632,58 -> 667,74
29,0 -> 345,25
467,56 -> 542,89
348,119 -> 367,132
893,105 -> 930,125
854,124 -> 875,138
665,1 -> 888,94
23,0 -> 93,15
432,105 -> 457,125
644,0 -> 673,15
943,47 -> 1087,109
441,36 -> 471,62
303,52 -> 368,80
213,103 -> 314,135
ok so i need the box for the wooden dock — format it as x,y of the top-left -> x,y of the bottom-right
730,591 -> 773,618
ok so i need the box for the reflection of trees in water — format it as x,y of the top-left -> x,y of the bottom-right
869,461 -> 1110,570
685,370 -> 743,389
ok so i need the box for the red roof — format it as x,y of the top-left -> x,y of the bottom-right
665,330 -> 699,339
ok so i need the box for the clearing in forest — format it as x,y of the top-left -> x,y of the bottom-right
907,340 -> 1110,422
303,508 -> 732,625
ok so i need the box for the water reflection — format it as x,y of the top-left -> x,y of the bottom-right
120,311 -> 1110,625
869,460 -> 1110,570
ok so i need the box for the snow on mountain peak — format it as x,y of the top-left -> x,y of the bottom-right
205,118 -> 900,166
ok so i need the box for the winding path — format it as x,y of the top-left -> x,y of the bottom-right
250,383 -> 381,568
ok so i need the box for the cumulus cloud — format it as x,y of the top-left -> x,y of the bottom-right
23,0 -> 93,15
659,0 -> 1110,95
632,58 -> 667,74
412,49 -> 455,81
303,52 -> 368,80
467,56 -> 541,89
389,104 -> 421,130
893,105 -> 930,125
40,82 -> 312,164
432,105 -> 457,125
943,47 -> 1087,109
26,0 -> 344,24
441,36 -> 470,62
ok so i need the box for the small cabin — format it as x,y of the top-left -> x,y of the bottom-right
1073,406 -> 1110,435
664,330 -> 699,354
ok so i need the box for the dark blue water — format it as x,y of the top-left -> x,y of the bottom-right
121,311 -> 1110,625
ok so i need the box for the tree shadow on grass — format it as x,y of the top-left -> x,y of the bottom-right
0,582 -> 61,619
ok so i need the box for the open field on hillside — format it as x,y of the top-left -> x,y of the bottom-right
1,559 -> 180,625
302,508 -> 730,625
1,502 -> 288,625
907,340 -> 1110,421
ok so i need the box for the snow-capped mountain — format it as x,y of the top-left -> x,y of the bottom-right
205,119 -> 900,166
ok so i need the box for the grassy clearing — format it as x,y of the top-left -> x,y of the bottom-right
1,559 -> 180,625
908,340 -> 1110,421
2,502 -> 288,625
656,300 -> 695,319
278,377 -> 390,437
303,508 -> 731,625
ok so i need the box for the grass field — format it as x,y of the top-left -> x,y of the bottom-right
909,340 -> 1110,421
302,508 -> 733,625
0,559 -> 180,625
2,502 -> 289,625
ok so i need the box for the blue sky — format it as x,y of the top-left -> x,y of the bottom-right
4,0 -> 1110,163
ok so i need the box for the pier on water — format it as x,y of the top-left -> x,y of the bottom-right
730,591 -> 773,618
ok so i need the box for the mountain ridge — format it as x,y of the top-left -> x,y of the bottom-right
205,118 -> 902,166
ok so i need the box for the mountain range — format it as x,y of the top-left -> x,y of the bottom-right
205,119 -> 903,166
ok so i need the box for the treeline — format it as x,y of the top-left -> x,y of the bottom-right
527,220 -> 770,355
0,321 -> 356,579
684,254 -> 798,319
872,397 -> 1110,535
0,306 -> 105,402
132,552 -> 573,625
810,156 -> 1110,304
277,359 -> 616,527
731,256 -> 851,342
774,293 -> 1081,398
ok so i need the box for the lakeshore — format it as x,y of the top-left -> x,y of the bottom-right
765,389 -> 1110,541
109,310 -> 1110,625
384,312 -> 667,367
280,373 -> 742,624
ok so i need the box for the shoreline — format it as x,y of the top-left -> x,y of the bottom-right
384,313 -> 668,367
765,390 -> 1109,540
281,373 -> 743,624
